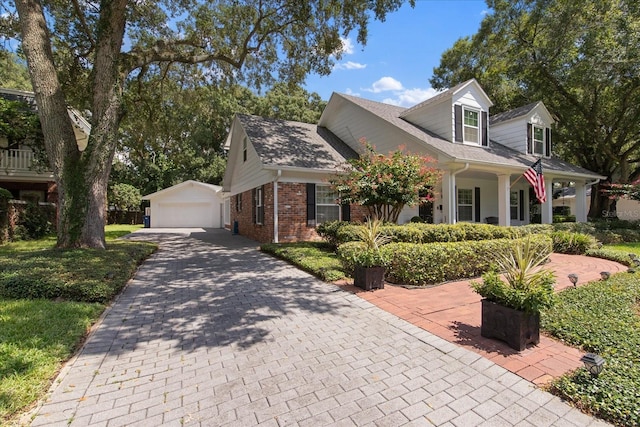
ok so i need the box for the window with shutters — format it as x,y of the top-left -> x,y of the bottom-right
457,188 -> 474,222
463,107 -> 479,144
533,126 -> 544,155
254,186 -> 264,224
316,185 -> 340,224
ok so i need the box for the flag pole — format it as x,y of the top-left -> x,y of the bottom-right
510,174 -> 524,188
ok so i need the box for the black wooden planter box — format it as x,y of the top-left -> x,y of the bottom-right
480,299 -> 540,351
354,266 -> 385,290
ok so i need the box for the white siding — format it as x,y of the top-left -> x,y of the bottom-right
401,99 -> 453,141
491,104 -> 554,155
225,121 -> 273,196
491,118 -> 527,153
455,177 -> 499,223
149,184 -> 222,228
322,100 -> 437,157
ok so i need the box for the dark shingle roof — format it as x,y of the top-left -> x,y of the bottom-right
489,102 -> 539,125
336,93 -> 602,178
237,114 -> 357,170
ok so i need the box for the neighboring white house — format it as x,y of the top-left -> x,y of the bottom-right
553,186 -> 640,221
142,180 -> 224,228
223,79 -> 606,243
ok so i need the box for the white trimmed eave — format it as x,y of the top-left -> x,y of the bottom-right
444,159 -> 605,181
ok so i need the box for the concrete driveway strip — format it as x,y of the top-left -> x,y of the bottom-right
30,229 -> 610,427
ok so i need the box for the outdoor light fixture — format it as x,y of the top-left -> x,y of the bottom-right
568,273 -> 578,287
580,353 -> 605,377
600,271 -> 611,280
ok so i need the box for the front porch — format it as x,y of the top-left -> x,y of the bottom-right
432,167 -> 592,226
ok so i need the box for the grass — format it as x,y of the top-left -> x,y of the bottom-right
261,242 -> 347,282
0,225 -> 154,425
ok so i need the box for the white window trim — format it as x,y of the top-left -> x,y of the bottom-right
457,188 -> 474,222
510,190 -> 519,221
255,187 -> 263,225
463,107 -> 480,145
532,125 -> 545,156
316,185 -> 340,225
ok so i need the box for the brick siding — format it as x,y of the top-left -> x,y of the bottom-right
231,182 -> 368,243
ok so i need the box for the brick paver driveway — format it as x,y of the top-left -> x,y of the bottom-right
30,229 -> 610,426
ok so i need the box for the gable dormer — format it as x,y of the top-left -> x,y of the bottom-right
490,101 -> 554,158
399,79 -> 493,146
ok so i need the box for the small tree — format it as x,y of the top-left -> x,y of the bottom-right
330,141 -> 442,223
108,183 -> 142,212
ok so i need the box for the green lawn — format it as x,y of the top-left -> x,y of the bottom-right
0,225 -> 154,425
261,242 -> 346,282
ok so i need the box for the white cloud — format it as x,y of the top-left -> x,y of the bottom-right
382,87 -> 441,107
365,76 -> 404,93
340,37 -> 355,55
345,88 -> 361,97
334,61 -> 367,70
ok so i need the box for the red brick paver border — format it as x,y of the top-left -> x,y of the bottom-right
338,253 -> 627,386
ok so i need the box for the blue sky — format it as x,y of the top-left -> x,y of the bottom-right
304,1 -> 489,106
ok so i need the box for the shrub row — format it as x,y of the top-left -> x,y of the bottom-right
331,222 -> 523,245
0,241 -> 156,302
338,234 -> 553,286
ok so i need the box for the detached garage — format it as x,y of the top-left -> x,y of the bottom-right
142,180 -> 224,228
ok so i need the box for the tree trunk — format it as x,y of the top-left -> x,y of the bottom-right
16,0 -> 128,249
588,182 -> 617,220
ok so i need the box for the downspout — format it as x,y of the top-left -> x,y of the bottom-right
273,170 -> 282,243
449,163 -> 469,224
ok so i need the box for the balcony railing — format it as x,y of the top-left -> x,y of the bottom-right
1,149 -> 37,171
0,149 -> 53,178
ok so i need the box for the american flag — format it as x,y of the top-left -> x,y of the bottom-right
524,159 -> 546,203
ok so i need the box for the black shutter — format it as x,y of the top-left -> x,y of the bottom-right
545,127 -> 551,157
306,183 -> 316,227
481,111 -> 488,146
454,104 -> 463,142
527,123 -> 533,154
474,187 -> 481,222
341,204 -> 351,222
519,190 -> 525,221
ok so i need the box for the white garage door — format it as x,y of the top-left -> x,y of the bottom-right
153,202 -> 219,228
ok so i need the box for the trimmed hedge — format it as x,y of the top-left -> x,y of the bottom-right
338,234 -> 553,286
334,222 -> 524,245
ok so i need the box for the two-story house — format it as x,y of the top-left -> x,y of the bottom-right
0,88 -> 90,203
222,79 -> 604,243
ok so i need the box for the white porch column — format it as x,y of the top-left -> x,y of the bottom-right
441,172 -> 453,224
541,180 -> 554,224
574,182 -> 588,222
497,174 -> 511,226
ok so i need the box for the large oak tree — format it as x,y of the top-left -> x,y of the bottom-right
431,0 -> 640,218
8,0 -> 411,248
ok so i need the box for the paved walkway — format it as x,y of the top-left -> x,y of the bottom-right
339,254 -> 627,386
30,229 -> 611,426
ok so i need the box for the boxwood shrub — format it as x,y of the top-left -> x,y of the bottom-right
337,234 -> 553,286
334,222 -> 525,245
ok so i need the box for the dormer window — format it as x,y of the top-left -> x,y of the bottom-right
533,126 -> 544,155
526,123 -> 551,157
463,108 -> 479,144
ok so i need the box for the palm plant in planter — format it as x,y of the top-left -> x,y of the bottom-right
471,236 -> 556,351
337,219 -> 391,290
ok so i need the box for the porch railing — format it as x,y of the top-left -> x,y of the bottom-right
0,149 -> 38,171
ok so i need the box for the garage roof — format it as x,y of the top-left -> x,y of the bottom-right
142,180 -> 222,200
